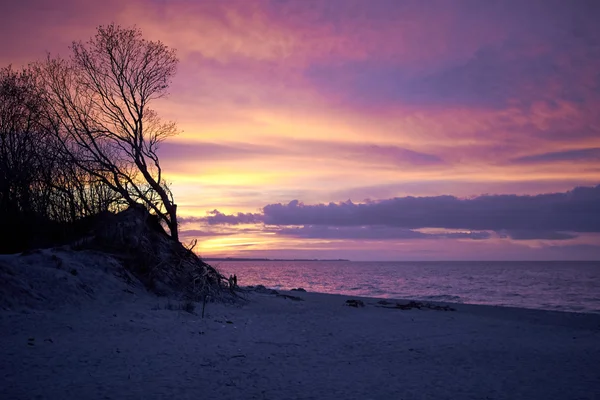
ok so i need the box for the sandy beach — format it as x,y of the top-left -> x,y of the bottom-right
1,250 -> 600,400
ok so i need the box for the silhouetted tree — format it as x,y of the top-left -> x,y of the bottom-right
1,65 -> 118,252
0,65 -> 49,250
36,24 -> 181,240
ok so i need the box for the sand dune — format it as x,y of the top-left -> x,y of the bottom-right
1,249 -> 599,399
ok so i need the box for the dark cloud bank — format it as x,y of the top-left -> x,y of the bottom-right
184,185 -> 600,241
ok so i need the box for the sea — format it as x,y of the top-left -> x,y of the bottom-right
217,260 -> 600,314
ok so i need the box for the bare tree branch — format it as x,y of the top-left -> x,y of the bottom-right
35,24 -> 181,240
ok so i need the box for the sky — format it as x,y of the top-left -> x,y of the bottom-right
2,0 -> 600,260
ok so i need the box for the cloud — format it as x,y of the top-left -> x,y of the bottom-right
200,185 -> 600,238
402,43 -> 553,108
261,185 -> 600,232
329,179 -> 600,201
499,230 -> 578,241
158,139 -> 444,169
283,140 -> 445,168
299,0 -> 600,148
182,210 -> 263,226
158,141 -> 279,161
337,144 -> 444,166
275,225 -> 491,240
0,0 -> 127,65
511,148 -> 600,164
306,31 -> 600,110
179,229 -> 235,238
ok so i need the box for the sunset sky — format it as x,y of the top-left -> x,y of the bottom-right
2,0 -> 599,260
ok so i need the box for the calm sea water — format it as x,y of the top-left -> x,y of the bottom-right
217,260 -> 600,314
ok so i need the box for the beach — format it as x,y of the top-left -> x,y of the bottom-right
1,250 -> 600,399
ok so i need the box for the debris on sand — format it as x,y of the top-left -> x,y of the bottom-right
276,294 -> 304,301
378,301 -> 456,311
345,299 -> 365,308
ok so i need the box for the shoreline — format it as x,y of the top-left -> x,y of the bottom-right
243,284 -> 600,318
218,260 -> 600,316
260,288 -> 600,330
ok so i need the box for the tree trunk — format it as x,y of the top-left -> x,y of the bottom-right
169,203 -> 178,241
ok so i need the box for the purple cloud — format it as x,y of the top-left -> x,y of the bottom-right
345,144 -> 443,166
329,180 -> 598,202
157,142 -> 278,161
158,139 -> 444,167
261,185 -> 600,232
194,210 -> 263,225
303,1 -> 600,111
276,225 -> 490,240
511,148 -> 600,164
200,185 -> 600,240
499,230 -> 578,241
179,229 -> 234,237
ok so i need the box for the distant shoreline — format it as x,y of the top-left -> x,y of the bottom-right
202,258 -> 598,262
202,257 -> 351,262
